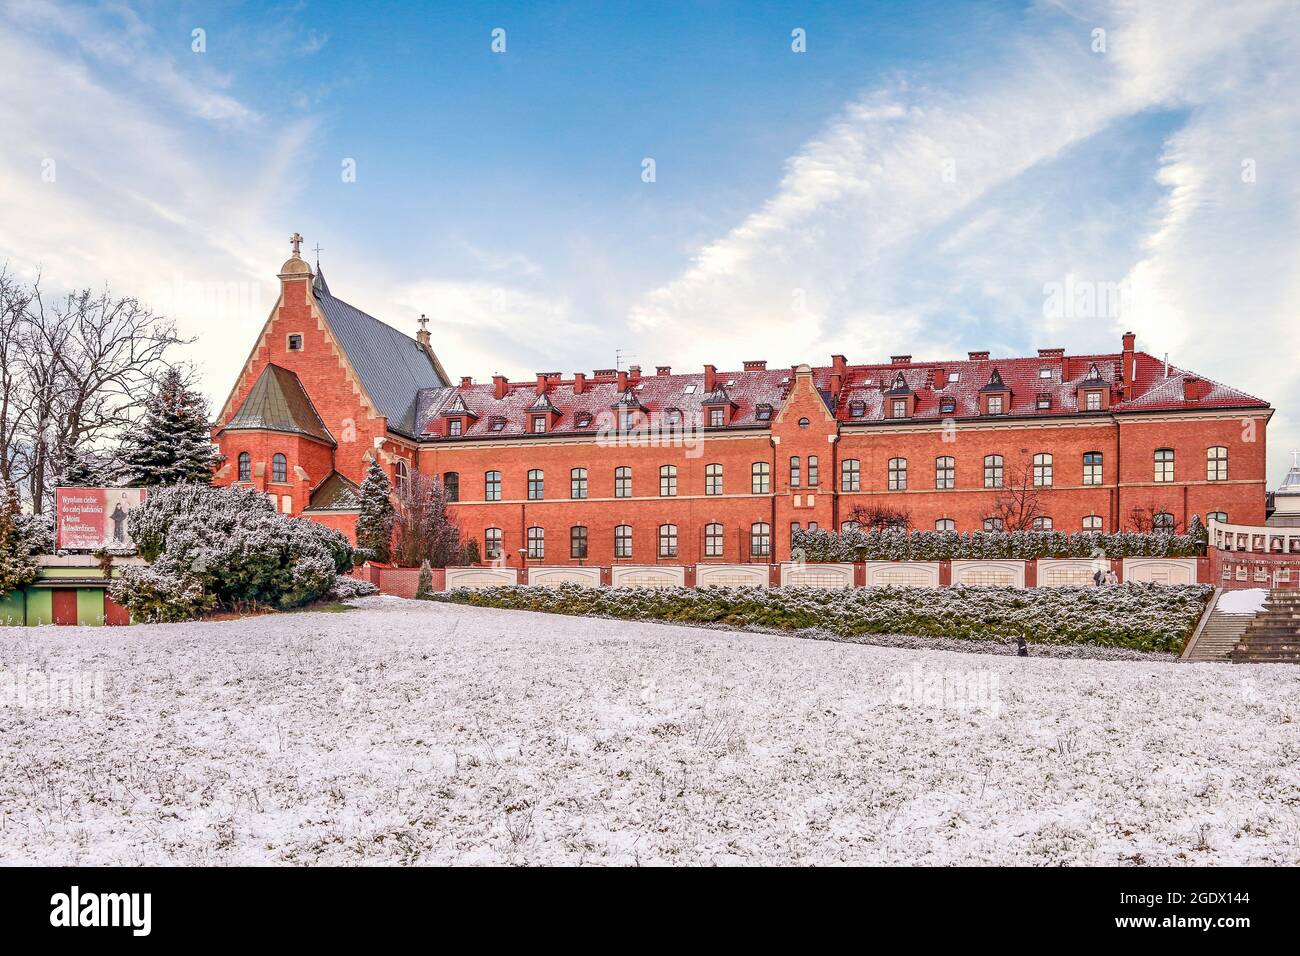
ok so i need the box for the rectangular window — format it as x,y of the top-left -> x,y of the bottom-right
1207,447 -> 1228,481
988,395 -> 1004,415
615,467 -> 631,498
935,457 -> 955,490
709,407 -> 724,427
570,468 -> 587,499
449,418 -> 462,437
984,455 -> 1003,489
527,469 -> 544,500
1082,515 -> 1102,532
526,526 -> 544,560
789,456 -> 801,487
1033,454 -> 1053,487
888,458 -> 907,491
841,459 -> 860,492
704,523 -> 723,558
935,518 -> 956,531
807,455 -> 818,487
570,526 -> 588,559
287,334 -> 303,351
484,528 -> 502,558
750,523 -> 770,557
1154,448 -> 1174,483
1085,391 -> 1101,411
892,398 -> 908,418
659,466 -> 677,497
485,470 -> 501,501
532,416 -> 546,433
614,525 -> 632,559
705,464 -> 722,496
752,462 -> 770,494
1082,452 -> 1102,486
658,524 -> 678,558
443,472 -> 459,502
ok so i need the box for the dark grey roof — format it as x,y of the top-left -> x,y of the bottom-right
304,471 -> 360,512
220,364 -> 334,444
314,284 -> 449,437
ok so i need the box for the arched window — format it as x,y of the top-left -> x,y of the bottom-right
237,452 -> 250,482
1206,511 -> 1228,525
983,517 -> 1004,531
704,522 -> 724,558
751,461 -> 770,494
272,453 -> 287,484
705,463 -> 723,496
1032,453 -> 1053,487
750,522 -> 771,557
614,466 -> 632,498
807,455 -> 819,487
1154,448 -> 1174,483
841,520 -> 861,534
1082,451 -> 1103,486
984,454 -> 1003,489
1032,516 -> 1053,530
658,524 -> 678,558
526,526 -> 545,559
935,518 -> 956,531
841,459 -> 860,492
789,456 -> 801,487
484,470 -> 501,501
484,527 -> 503,559
614,524 -> 633,559
570,526 -> 588,559
1153,511 -> 1176,533
888,457 -> 908,490
570,468 -> 588,499
527,469 -> 544,500
1207,446 -> 1228,481
443,471 -> 459,502
659,465 -> 677,497
394,459 -> 409,495
1082,515 -> 1103,532
935,456 -> 955,490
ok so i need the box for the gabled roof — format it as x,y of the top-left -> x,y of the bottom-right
220,364 -> 334,445
979,368 -> 1010,392
303,471 -> 360,512
313,282 -> 449,437
441,394 -> 478,418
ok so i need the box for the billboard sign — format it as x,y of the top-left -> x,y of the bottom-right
55,488 -> 149,552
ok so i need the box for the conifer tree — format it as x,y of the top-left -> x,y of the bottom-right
0,480 -> 38,598
120,369 -> 218,486
355,458 -> 396,563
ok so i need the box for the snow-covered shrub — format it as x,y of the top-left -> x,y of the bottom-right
113,483 -> 355,619
435,582 -> 1213,652
109,566 -> 214,623
415,560 -> 434,599
792,526 -> 1201,562
329,575 -> 379,600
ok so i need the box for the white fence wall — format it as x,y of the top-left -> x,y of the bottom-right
528,566 -> 602,587
610,565 -> 686,589
863,561 -> 940,587
780,562 -> 855,589
1122,557 -> 1198,585
696,564 -> 770,588
445,567 -> 518,590
950,560 -> 1026,587
1037,559 -> 1100,587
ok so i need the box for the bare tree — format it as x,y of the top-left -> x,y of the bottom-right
991,457 -> 1045,532
846,503 -> 912,532
1127,503 -> 1180,534
393,470 -> 462,567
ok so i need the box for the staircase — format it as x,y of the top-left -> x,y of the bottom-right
1184,604 -> 1256,662
1230,590 -> 1300,663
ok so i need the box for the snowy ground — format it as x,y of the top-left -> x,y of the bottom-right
1,596 -> 1298,866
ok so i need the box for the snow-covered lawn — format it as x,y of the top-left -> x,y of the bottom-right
1,596 -> 1297,865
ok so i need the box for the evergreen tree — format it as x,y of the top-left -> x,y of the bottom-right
460,537 -> 481,566
355,458 -> 396,563
56,444 -> 116,487
120,369 -> 218,486
0,480 -> 39,598
415,560 -> 434,599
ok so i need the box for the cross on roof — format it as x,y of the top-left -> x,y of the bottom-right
312,243 -> 324,266
1292,449 -> 1299,467
290,232 -> 303,256
419,313 -> 429,331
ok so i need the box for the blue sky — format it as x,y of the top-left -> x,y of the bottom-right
0,0 -> 1298,486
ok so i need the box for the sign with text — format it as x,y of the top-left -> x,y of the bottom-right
55,488 -> 148,552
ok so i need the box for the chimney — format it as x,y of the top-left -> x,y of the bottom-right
743,359 -> 767,371
573,371 -> 586,394
832,354 -> 847,376
628,365 -> 641,382
830,371 -> 843,397
891,355 -> 912,365
704,364 -> 717,392
1183,377 -> 1205,402
493,375 -> 508,400
656,365 -> 671,376
459,376 -> 473,388
968,351 -> 989,362
1121,331 -> 1136,398
617,370 -> 628,391
535,373 -> 549,395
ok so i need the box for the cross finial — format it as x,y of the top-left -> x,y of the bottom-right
1292,449 -> 1299,468
418,313 -> 429,332
311,243 -> 323,266
290,232 -> 303,257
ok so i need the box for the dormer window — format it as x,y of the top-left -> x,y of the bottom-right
988,395 -> 1004,415
665,408 -> 683,427
947,371 -> 960,383
891,398 -> 909,418
449,418 -> 463,436
849,401 -> 865,418
940,398 -> 956,414
1085,391 -> 1101,411
755,404 -> 772,422
620,409 -> 636,430
1037,396 -> 1051,410
709,407 -> 724,427
488,417 -> 506,432
532,416 -> 547,433
576,412 -> 593,428
1038,368 -> 1053,379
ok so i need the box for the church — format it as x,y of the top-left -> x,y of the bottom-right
211,237 -> 1274,565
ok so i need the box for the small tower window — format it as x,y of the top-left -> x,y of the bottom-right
287,334 -> 303,351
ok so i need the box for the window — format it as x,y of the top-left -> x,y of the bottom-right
789,456 -> 801,487
619,409 -> 636,430
841,520 -> 861,534
1032,516 -> 1053,530
448,418 -> 462,437
666,408 -> 682,428
940,398 -> 956,414
1085,391 -> 1102,411
984,454 -> 1003,489
489,418 -> 506,432
705,463 -> 722,496
841,459 -> 861,492
1207,511 -> 1228,525
750,522 -> 771,557
658,524 -> 678,558
709,407 -> 724,427
527,469 -> 544,500
888,457 -> 908,491
659,465 -> 677,497
570,467 -> 587,499
798,417 -> 810,428
935,518 -> 956,531
1038,368 -> 1053,379
704,523 -> 724,558
790,522 -> 801,548
615,466 -> 631,498
532,416 -> 547,434
443,472 -> 459,501
484,527 -> 503,558
1037,396 -> 1051,410
614,524 -> 633,559
755,404 -> 772,422
237,452 -> 250,482
526,526 -> 544,559
935,456 -> 955,490
575,413 -> 593,428
1082,451 -> 1103,486
988,395 -> 1004,415
272,453 -> 287,483
752,461 -> 770,494
485,470 -> 501,501
394,459 -> 409,495
807,455 -> 819,487
522,530 -> 543,561
1033,453 -> 1053,487
947,371 -> 960,383
287,334 -> 303,351
1154,448 -> 1174,483
983,517 -> 1004,531
849,401 -> 865,418
891,398 -> 908,418
570,525 -> 588,559
1207,446 -> 1228,481
1153,511 -> 1175,533
1082,515 -> 1102,532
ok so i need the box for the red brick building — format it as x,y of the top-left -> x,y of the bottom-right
213,243 -> 1274,564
